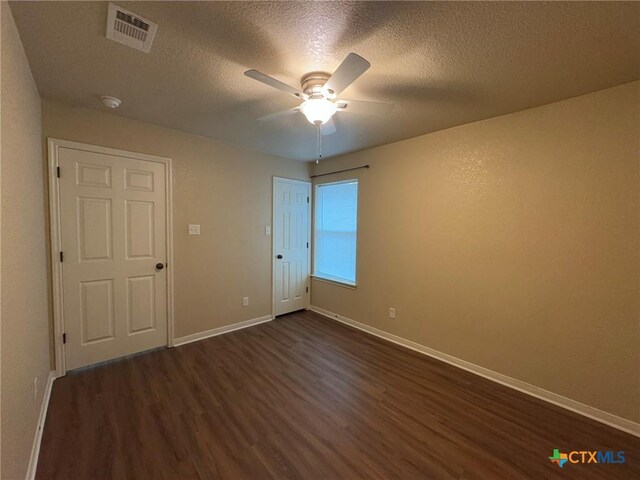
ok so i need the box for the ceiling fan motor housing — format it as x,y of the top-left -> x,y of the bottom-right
301,72 -> 333,98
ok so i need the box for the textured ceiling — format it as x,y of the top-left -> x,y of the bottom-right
9,1 -> 640,161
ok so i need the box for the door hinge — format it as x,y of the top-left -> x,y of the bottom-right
59,251 -> 64,262
306,286 -> 309,293
307,196 -> 309,203
306,242 -> 309,248
56,166 -> 60,178
62,333 -> 66,344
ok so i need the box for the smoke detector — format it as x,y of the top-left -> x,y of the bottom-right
106,3 -> 157,53
100,96 -> 121,109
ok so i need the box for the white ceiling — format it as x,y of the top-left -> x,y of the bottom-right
10,1 -> 640,161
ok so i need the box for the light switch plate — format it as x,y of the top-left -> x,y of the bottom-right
265,226 -> 271,236
188,224 -> 200,235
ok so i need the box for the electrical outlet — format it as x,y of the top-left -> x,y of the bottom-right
33,377 -> 39,401
242,296 -> 249,307
188,224 -> 200,235
389,307 -> 396,319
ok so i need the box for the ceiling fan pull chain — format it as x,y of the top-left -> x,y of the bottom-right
316,126 -> 322,164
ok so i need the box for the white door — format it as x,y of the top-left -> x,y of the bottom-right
273,178 -> 310,316
58,146 -> 168,370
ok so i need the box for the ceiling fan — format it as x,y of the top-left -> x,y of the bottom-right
244,53 -> 393,136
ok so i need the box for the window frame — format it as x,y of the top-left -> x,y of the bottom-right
312,178 -> 358,287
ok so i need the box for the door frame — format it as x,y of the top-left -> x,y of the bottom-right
48,138 -> 175,376
272,176 -> 311,318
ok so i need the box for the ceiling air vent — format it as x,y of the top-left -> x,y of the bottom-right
106,3 -> 157,53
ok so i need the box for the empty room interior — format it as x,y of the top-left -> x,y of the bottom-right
1,1 -> 639,479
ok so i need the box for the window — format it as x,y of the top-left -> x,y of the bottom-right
314,180 -> 358,285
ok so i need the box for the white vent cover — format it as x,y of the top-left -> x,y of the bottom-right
106,3 -> 157,53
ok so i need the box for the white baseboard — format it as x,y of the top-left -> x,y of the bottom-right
26,370 -> 56,480
173,314 -> 273,347
309,305 -> 640,438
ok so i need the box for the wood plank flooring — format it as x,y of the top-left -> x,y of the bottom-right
37,310 -> 639,479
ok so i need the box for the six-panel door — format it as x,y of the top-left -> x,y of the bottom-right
58,147 -> 167,370
274,178 -> 310,316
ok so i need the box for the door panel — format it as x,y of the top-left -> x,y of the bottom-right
274,178 -> 310,316
126,200 -> 155,258
127,275 -> 156,334
125,168 -> 154,191
59,147 -> 167,370
78,197 -> 112,261
76,162 -> 111,188
80,279 -> 114,344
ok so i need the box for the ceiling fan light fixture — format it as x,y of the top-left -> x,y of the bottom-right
300,98 -> 337,125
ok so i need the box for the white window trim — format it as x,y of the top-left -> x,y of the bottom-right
311,274 -> 357,289
313,178 -> 358,287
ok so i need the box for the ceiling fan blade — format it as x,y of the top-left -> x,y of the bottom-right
258,107 -> 300,122
324,53 -> 371,96
321,118 -> 336,135
244,69 -> 305,99
336,99 -> 394,117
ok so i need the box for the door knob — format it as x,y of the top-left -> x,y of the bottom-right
276,254 -> 283,259
156,263 -> 165,270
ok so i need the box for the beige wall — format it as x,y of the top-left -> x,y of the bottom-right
42,100 -> 309,341
1,3 -> 52,478
311,81 -> 640,423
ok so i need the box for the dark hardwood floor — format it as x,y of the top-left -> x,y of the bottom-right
37,310 -> 639,479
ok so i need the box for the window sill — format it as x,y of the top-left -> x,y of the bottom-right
311,274 -> 357,289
